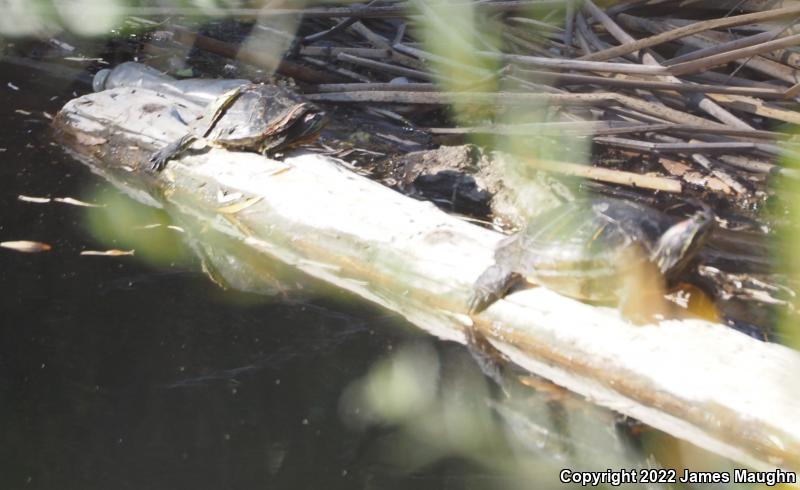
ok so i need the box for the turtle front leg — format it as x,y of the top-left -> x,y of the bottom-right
467,265 -> 520,314
465,265 -> 519,391
148,133 -> 196,172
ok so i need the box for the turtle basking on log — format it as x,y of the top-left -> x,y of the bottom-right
468,198 -> 714,317
149,83 -> 327,171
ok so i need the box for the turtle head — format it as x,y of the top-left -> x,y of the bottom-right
651,201 -> 714,277
262,105 -> 328,153
293,109 -> 328,141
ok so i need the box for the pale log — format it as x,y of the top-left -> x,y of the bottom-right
54,87 -> 800,473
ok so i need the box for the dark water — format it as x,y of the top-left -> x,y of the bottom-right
0,61 -> 456,489
1,59 -> 744,490
0,60 -> 575,490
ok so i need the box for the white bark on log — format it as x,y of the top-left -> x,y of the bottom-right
54,87 -> 800,472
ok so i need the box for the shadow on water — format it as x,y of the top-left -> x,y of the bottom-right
0,59 -> 752,490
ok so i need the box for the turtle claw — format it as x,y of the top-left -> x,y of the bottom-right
467,266 -> 519,314
148,149 -> 171,172
467,288 -> 500,314
147,134 -> 195,173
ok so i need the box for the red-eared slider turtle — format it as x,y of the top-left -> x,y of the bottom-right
468,198 -> 714,314
149,83 -> 327,171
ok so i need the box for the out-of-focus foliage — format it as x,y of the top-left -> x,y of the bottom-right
0,0 -> 57,37
84,187 -> 191,267
0,0 -> 308,37
1,0 -> 124,37
55,0 -> 125,36
339,340 -> 755,488
339,342 -> 561,482
775,154 -> 800,350
408,0 -> 501,112
409,0 -> 588,225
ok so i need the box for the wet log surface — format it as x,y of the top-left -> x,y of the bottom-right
54,86 -> 800,473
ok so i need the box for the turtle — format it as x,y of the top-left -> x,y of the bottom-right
149,83 -> 328,171
467,198 -> 714,315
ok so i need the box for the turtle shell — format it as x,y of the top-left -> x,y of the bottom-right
201,83 -> 323,150
495,198 -> 675,301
